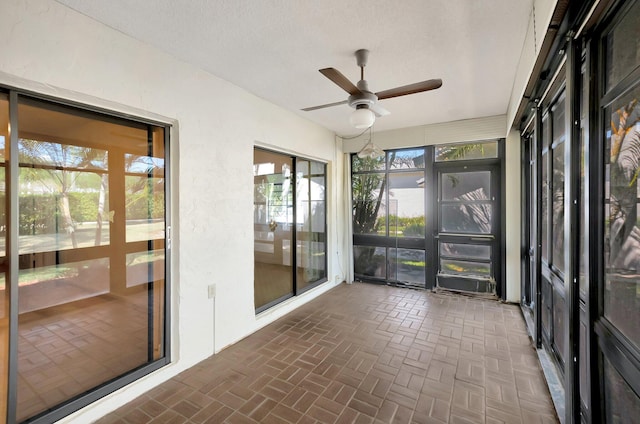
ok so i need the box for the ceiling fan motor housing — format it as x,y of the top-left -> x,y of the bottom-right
349,79 -> 377,110
355,49 -> 369,68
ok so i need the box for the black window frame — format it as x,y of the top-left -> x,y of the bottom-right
593,1 -> 640,422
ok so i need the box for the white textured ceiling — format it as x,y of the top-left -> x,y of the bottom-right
56,0 -> 532,136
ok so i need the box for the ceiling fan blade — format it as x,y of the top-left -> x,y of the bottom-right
369,103 -> 390,117
319,68 -> 361,95
376,78 -> 442,100
301,99 -> 348,112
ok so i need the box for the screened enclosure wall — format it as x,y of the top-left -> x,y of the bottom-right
351,141 -> 502,294
352,149 -> 427,289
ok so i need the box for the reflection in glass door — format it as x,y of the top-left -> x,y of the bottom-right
295,160 -> 327,292
435,166 -> 500,295
0,93 -> 8,421
253,149 -> 327,312
253,149 -> 294,311
12,96 -> 168,422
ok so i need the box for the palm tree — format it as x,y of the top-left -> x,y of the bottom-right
609,99 -> 640,263
19,139 -> 106,248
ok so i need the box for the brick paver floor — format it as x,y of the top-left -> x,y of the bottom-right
97,282 -> 558,424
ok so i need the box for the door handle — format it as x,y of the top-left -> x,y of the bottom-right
470,235 -> 495,241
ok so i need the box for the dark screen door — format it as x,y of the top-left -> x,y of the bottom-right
435,165 -> 500,295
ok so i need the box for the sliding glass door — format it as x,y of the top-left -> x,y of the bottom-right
254,149 -> 294,310
0,92 -> 170,423
295,159 -> 326,291
253,148 -> 327,313
0,93 -> 8,421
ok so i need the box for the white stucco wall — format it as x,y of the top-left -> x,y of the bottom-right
506,0 -> 559,129
504,130 -> 522,303
343,115 -> 508,152
501,0 -> 559,302
0,0 -> 347,421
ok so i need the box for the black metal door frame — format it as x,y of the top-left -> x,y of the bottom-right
433,158 -> 502,297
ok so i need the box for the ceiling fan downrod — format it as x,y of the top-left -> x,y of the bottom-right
355,49 -> 369,81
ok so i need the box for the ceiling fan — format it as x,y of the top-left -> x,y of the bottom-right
302,49 -> 442,129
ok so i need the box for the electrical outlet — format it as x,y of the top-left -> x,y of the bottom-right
208,284 -> 216,299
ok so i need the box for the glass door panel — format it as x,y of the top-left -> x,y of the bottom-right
15,97 -> 167,422
254,149 -> 294,310
529,155 -> 537,302
353,246 -> 386,279
389,248 -> 426,286
0,93 -> 7,421
388,172 -> 425,238
439,171 -> 492,234
604,85 -> 640,351
295,159 -> 326,291
352,173 -> 387,236
436,166 -> 498,294
351,148 -> 428,288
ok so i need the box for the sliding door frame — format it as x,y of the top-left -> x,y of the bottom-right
2,87 -> 172,424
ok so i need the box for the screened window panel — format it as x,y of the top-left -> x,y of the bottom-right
552,141 -> 565,274
604,358 -> 640,422
440,259 -> 491,277
605,0 -> 640,91
389,148 -> 426,169
541,156 -> 549,263
552,289 -> 566,362
388,172 -> 425,238
352,173 -> 387,236
389,248 -> 425,285
440,243 -> 490,260
435,141 -> 498,161
579,67 -> 589,297
604,85 -> 640,350
440,204 -> 492,234
352,154 -> 386,172
354,246 -> 386,279
551,94 -> 566,275
441,171 -> 490,201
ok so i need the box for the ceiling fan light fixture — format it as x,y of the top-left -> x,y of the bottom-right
356,125 -> 384,159
357,141 -> 384,159
349,107 -> 375,129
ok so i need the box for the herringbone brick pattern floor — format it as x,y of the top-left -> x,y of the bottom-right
97,283 -> 558,423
